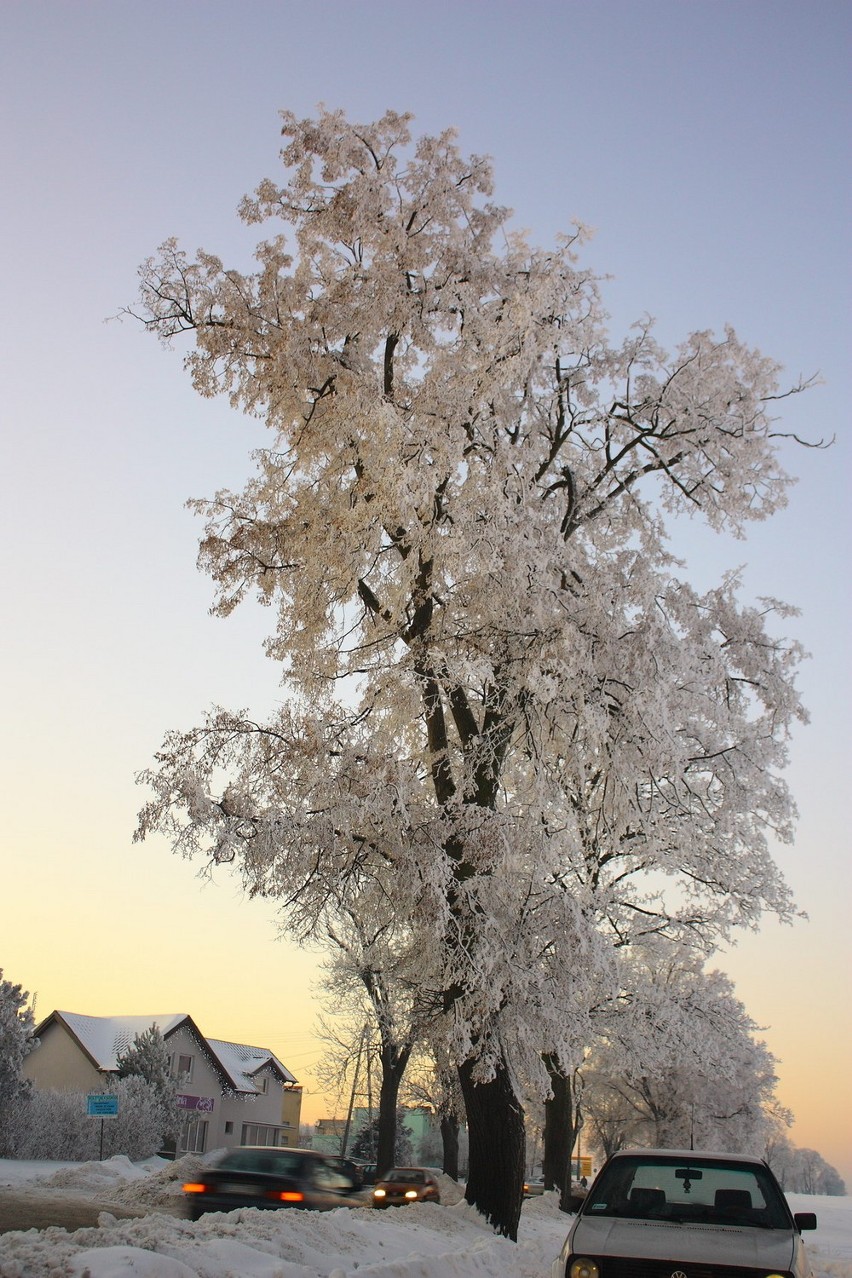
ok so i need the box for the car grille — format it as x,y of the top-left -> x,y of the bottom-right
587,1262 -> 788,1278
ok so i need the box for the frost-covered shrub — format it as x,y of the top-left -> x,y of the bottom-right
11,1076 -> 175,1162
8,1089 -> 97,1161
107,1075 -> 174,1159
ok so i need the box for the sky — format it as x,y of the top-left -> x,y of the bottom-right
1,0 -> 850,1187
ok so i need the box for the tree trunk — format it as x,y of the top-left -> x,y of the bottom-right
458,1053 -> 525,1240
542,1053 -> 574,1212
376,1044 -> 410,1178
440,1112 -> 459,1181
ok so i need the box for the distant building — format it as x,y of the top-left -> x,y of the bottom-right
24,1010 -> 302,1156
312,1110 -> 372,1155
311,1105 -> 437,1161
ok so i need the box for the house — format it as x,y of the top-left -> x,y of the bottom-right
23,1010 -> 302,1156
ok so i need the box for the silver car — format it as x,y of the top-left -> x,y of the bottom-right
551,1148 -> 817,1278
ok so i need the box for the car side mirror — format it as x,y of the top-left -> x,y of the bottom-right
794,1212 -> 817,1231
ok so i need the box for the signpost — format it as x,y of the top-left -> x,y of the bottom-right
87,1093 -> 119,1160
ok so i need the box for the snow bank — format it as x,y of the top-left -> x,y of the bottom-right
0,1185 -> 568,1278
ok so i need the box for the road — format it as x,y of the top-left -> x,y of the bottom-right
0,1188 -> 184,1234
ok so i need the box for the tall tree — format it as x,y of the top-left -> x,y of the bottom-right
116,1023 -> 180,1146
0,970 -> 37,1157
134,108 -> 811,1237
320,909 -> 425,1177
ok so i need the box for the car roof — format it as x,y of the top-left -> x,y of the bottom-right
228,1146 -> 329,1158
609,1148 -> 765,1167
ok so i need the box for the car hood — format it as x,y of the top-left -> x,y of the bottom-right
570,1215 -> 796,1266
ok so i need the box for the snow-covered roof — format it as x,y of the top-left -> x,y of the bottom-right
42,1011 -> 299,1092
54,1012 -> 190,1071
206,1038 -> 299,1090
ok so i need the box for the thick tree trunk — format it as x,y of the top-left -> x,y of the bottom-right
440,1113 -> 459,1181
542,1054 -> 574,1212
458,1053 -> 525,1240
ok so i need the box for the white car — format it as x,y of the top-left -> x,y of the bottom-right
551,1148 -> 817,1278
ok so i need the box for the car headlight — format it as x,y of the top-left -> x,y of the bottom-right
373,1188 -> 386,1198
405,1189 -> 418,1198
569,1262 -> 600,1278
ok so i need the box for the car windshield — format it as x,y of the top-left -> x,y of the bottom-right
583,1155 -> 791,1229
386,1169 -> 425,1183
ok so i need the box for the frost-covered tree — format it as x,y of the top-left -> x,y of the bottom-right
765,1133 -> 847,1195
116,1024 -> 179,1144
133,108 -> 812,1237
404,1050 -> 465,1180
351,1107 -> 414,1166
581,941 -> 786,1156
0,970 -> 37,1156
320,903 -> 428,1176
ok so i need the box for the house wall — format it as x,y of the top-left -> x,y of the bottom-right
281,1086 -> 302,1140
22,1021 -> 105,1093
166,1028 -> 294,1155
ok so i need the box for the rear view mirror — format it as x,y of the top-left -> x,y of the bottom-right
794,1212 -> 817,1231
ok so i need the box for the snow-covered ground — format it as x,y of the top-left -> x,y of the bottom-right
0,1154 -> 849,1278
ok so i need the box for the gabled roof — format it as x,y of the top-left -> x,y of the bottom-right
206,1037 -> 298,1090
37,1011 -> 192,1072
34,1011 -> 299,1094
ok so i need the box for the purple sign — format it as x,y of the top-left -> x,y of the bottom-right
177,1094 -> 215,1113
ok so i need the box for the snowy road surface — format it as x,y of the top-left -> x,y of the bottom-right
0,1155 -> 849,1277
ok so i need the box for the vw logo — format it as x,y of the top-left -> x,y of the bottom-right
670,1272 -> 688,1278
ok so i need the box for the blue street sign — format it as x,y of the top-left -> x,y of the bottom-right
87,1093 -> 119,1117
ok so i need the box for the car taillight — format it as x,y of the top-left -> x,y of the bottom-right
272,1190 -> 304,1203
183,1182 -> 208,1194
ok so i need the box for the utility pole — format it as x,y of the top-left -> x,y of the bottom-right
340,1024 -> 367,1158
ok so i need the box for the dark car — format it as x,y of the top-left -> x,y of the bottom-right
351,1159 -> 378,1186
183,1146 -> 360,1219
372,1166 -> 441,1207
550,1148 -> 817,1278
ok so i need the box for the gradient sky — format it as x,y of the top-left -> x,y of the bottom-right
1,1 -> 849,1186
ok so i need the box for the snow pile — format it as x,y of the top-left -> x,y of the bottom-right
102,1155 -> 208,1210
36,1155 -> 162,1193
0,1194 -> 569,1278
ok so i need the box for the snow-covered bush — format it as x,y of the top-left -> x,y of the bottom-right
0,969 -> 37,1156
11,1076 -> 175,1162
7,1089 -> 97,1161
107,1075 -> 175,1159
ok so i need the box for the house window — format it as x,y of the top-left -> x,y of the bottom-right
179,1116 -> 207,1154
172,1054 -> 193,1082
258,1076 -> 269,1094
224,1122 -> 233,1134
241,1123 -> 286,1148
